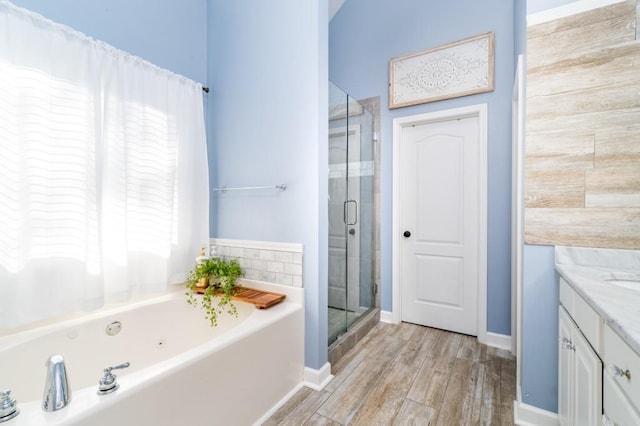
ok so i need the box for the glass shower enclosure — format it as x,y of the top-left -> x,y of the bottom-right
328,82 -> 376,345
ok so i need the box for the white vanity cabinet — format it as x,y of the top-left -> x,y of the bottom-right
558,278 -> 603,426
559,276 -> 640,426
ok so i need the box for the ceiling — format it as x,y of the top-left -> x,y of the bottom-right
329,0 -> 347,20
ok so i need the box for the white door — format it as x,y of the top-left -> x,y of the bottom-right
399,115 -> 479,335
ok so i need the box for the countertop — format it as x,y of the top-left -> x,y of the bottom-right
555,246 -> 640,357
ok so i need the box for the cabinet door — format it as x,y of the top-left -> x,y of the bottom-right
573,326 -> 603,426
559,306 -> 574,426
604,372 -> 640,426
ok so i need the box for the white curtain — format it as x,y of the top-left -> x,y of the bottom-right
0,1 -> 209,327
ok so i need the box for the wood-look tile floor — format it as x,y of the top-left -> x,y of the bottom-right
264,321 -> 516,426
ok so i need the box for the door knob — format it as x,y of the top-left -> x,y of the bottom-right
403,231 -> 411,238
349,229 -> 356,235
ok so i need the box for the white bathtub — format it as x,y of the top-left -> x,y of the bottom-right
0,280 -> 304,426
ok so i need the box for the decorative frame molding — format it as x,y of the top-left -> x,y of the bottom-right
389,32 -> 494,109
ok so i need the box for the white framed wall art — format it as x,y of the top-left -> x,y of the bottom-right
389,32 -> 495,109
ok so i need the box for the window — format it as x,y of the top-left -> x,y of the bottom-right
0,2 -> 209,327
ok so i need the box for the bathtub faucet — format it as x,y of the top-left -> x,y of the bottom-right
97,361 -> 130,395
0,389 -> 20,423
42,354 -> 71,412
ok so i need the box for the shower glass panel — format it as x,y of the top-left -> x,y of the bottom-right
328,82 -> 375,345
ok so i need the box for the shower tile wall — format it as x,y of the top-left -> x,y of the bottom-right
209,239 -> 303,287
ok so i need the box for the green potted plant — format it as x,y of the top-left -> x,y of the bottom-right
185,257 -> 243,326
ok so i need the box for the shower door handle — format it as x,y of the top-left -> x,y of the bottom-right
344,200 -> 358,226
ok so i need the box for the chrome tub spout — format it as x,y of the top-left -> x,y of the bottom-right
42,354 -> 71,412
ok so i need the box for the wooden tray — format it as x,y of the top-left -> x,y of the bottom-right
193,286 -> 286,309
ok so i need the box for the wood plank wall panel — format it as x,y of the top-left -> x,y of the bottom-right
527,1 -> 637,69
525,169 -> 585,208
595,125 -> 640,167
526,131 -> 594,171
525,0 -> 640,248
528,42 -> 640,100
585,167 -> 640,208
525,208 -> 640,249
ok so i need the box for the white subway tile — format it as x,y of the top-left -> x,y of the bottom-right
276,273 -> 293,286
259,271 -> 276,282
275,252 -> 293,263
259,250 -> 276,261
284,263 -> 302,276
244,248 -> 260,259
238,258 -> 251,269
267,262 -> 284,273
244,269 -> 259,280
251,259 -> 267,271
229,247 -> 243,258
292,253 -> 303,264
292,275 -> 303,288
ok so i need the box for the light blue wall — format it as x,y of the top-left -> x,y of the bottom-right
208,0 -> 329,369
522,244 -> 558,411
330,0 -> 515,335
8,0 -> 207,83
515,0 -> 527,57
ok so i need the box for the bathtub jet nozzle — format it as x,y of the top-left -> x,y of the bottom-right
42,354 -> 71,412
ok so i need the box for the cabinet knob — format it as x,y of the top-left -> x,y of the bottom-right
561,337 -> 575,351
607,364 -> 631,381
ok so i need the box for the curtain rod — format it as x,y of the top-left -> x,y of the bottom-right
202,87 -> 210,93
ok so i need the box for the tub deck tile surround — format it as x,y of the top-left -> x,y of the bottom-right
265,322 -> 516,425
210,238 -> 303,288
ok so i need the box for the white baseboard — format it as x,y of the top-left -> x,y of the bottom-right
380,310 -> 394,323
253,382 -> 304,426
485,332 -> 513,352
303,362 -> 333,391
514,387 -> 559,426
